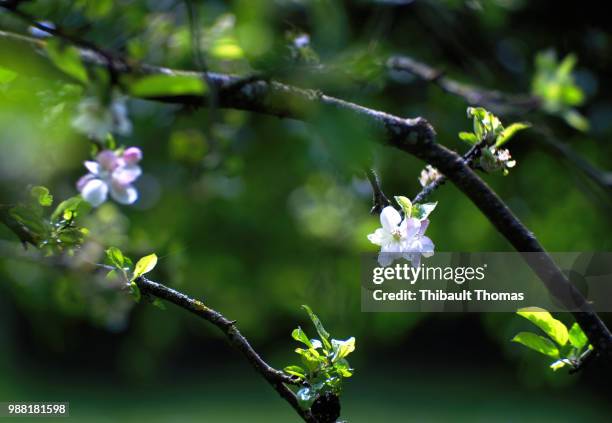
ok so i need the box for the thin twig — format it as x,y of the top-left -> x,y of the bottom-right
412,140 -> 485,204
387,54 -> 612,196
134,277 -> 314,422
365,168 -> 390,214
387,55 -> 541,116
0,239 -> 313,422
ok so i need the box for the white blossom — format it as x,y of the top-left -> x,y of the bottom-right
419,165 -> 441,187
480,147 -> 516,174
72,94 -> 132,141
367,206 -> 435,267
77,148 -> 142,207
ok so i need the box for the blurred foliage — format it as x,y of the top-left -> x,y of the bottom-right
2,0 -> 612,419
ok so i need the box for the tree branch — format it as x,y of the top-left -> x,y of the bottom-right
134,276 -> 314,422
1,29 -> 611,359
0,238 -> 314,422
387,54 -> 612,196
387,55 -> 541,116
365,168 -> 390,214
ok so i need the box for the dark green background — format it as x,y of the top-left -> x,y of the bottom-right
1,0 -> 611,421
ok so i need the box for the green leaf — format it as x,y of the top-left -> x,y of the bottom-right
517,307 -> 569,346
495,122 -> 531,147
130,74 -> 207,97
302,305 -> 331,351
105,247 -> 125,269
9,205 -> 49,238
458,132 -> 478,145
568,322 -> 589,349
331,337 -> 356,361
46,39 -> 89,84
411,202 -> 437,220
284,365 -> 306,378
132,253 -> 158,281
51,196 -> 91,222
512,331 -> 560,358
562,109 -> 589,132
292,327 -> 313,348
295,347 -> 322,373
333,358 -> 353,377
394,196 -> 412,216
30,186 -> 53,207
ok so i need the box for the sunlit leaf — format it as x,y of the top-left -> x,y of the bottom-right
105,246 -> 125,269
331,337 -> 355,361
132,253 -> 158,281
284,365 -> 306,378
394,196 -> 412,216
458,131 -> 478,145
302,305 -> 331,350
292,327 -> 313,348
411,202 -> 437,220
333,358 -> 353,377
517,307 -> 568,346
512,331 -> 560,358
495,122 -> 531,147
51,196 -> 91,222
568,322 -> 589,349
30,186 -> 53,207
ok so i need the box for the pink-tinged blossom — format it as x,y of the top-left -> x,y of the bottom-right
77,148 -> 143,207
419,165 -> 441,187
367,206 -> 436,267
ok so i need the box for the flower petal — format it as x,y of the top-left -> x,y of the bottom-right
380,206 -> 401,231
112,164 -> 142,185
84,161 -> 101,175
110,184 -> 138,205
122,147 -> 142,164
418,219 -> 430,237
367,228 -> 386,246
97,150 -> 119,171
419,236 -> 435,257
81,179 -> 108,207
377,252 -> 396,267
76,174 -> 95,191
402,217 -> 421,240
381,242 -> 402,253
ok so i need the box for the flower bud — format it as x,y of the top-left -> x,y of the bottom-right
123,147 -> 143,164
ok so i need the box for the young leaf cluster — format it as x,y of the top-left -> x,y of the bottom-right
8,186 -> 91,253
459,107 -> 530,148
512,307 -> 591,371
531,51 -> 589,131
394,195 -> 437,220
285,305 -> 356,410
105,248 -> 158,304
